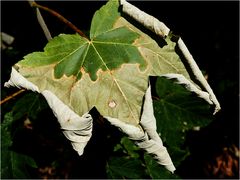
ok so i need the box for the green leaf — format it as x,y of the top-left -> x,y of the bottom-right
1,112 -> 37,179
1,151 -> 37,179
153,77 -> 213,166
90,0 -> 120,39
12,92 -> 48,121
19,26 -> 145,82
120,137 -> 140,158
1,112 -> 14,148
144,154 -> 180,179
15,0 -> 195,126
106,156 -> 146,179
113,136 -> 140,158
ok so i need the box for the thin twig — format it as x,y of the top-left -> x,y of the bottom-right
29,1 -> 89,39
36,7 -> 52,40
28,0 -> 52,41
0,89 -> 26,105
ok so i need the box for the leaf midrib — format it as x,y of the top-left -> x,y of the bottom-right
160,99 -> 205,118
57,42 -> 88,65
90,42 -> 139,123
147,48 -> 179,72
92,41 -> 137,46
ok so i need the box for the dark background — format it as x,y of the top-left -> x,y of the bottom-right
1,0 -> 239,179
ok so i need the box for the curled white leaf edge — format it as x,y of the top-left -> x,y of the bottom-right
105,84 -> 176,173
4,67 -> 93,156
120,0 -> 221,114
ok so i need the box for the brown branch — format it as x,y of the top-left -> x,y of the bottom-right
0,89 -> 26,105
29,1 -> 89,40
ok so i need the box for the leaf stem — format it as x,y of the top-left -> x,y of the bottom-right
0,89 -> 25,105
28,0 -> 52,41
36,8 -> 52,41
29,1 -> 89,40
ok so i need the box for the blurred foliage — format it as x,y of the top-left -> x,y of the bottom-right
1,112 -> 37,179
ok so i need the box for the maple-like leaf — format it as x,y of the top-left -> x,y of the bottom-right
4,0 -> 222,174
15,0 -> 193,126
